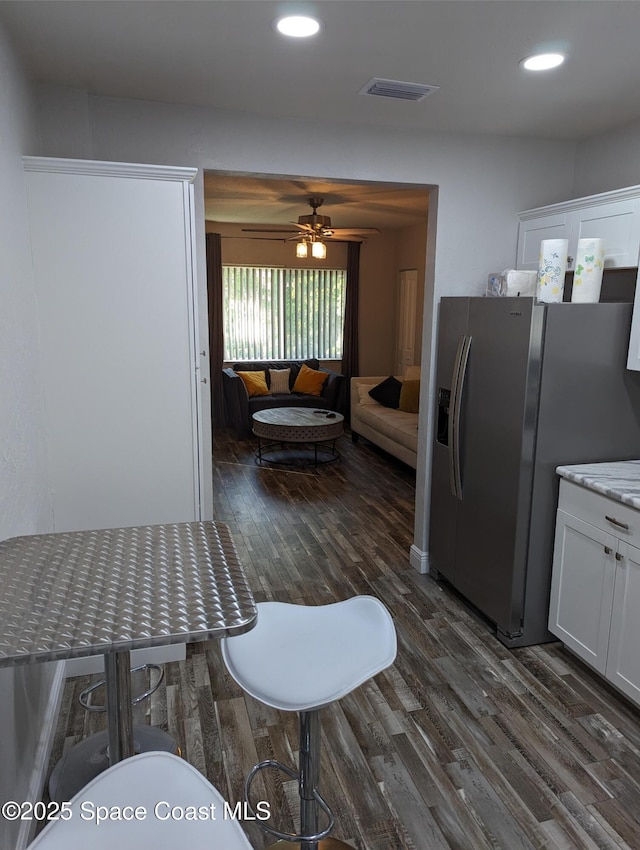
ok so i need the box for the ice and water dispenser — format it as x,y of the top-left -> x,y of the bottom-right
436,387 -> 450,445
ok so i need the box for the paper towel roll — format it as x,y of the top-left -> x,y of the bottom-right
537,239 -> 569,303
504,269 -> 538,297
571,238 -> 605,303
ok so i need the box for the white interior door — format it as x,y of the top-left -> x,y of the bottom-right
397,269 -> 418,374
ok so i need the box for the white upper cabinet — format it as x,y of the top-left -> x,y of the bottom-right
517,186 -> 640,272
572,198 -> 640,268
517,212 -> 570,269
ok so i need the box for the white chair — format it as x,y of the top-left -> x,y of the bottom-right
29,751 -> 253,849
221,596 -> 397,849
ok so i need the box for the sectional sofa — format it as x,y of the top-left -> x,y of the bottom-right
350,369 -> 420,469
222,358 -> 344,439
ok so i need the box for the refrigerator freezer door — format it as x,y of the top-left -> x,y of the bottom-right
430,298 -> 469,582
429,295 -> 544,632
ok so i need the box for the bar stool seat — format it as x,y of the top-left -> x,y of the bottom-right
29,752 -> 253,849
221,596 -> 397,848
222,596 -> 397,711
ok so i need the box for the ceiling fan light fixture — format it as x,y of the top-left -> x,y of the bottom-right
311,240 -> 326,259
296,241 -> 309,258
275,15 -> 321,38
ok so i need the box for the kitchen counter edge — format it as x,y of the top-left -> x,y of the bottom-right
556,460 -> 640,510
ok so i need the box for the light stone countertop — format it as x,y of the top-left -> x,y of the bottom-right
556,460 -> 640,510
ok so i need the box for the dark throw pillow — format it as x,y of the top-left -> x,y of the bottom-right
368,376 -> 402,408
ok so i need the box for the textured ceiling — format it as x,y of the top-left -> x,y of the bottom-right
204,174 -> 430,229
3,1 -> 638,228
2,1 -> 640,141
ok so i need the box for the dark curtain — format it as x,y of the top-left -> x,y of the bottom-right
206,232 -> 225,428
341,241 -> 361,421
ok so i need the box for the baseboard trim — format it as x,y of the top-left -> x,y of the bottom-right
410,544 -> 429,574
17,661 -> 66,849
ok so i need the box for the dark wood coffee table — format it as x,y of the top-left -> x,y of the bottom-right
252,407 -> 344,467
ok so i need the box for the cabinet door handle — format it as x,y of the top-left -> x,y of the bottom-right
605,515 -> 630,530
604,545 -> 612,554
615,552 -> 624,562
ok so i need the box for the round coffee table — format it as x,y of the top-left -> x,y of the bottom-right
252,408 -> 344,467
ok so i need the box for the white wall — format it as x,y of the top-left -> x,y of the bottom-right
0,22 -> 62,850
397,221 -> 429,367
573,117 -> 640,198
35,85 -> 578,572
0,34 -> 50,539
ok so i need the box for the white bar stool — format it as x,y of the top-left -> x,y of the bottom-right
29,751 -> 253,849
221,596 -> 397,850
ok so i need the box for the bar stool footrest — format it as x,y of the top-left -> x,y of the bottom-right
78,663 -> 165,712
244,758 -> 335,843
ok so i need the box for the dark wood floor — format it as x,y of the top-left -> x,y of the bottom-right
48,429 -> 640,849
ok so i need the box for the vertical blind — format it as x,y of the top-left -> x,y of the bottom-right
223,266 -> 347,361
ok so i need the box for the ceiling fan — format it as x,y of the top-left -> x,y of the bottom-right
241,197 -> 380,243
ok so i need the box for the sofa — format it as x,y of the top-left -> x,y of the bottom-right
350,368 -> 420,469
222,358 -> 344,439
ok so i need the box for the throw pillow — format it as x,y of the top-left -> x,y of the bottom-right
236,370 -> 270,398
357,384 -> 378,405
269,368 -> 291,394
292,363 -> 328,396
399,379 -> 420,413
368,376 -> 402,408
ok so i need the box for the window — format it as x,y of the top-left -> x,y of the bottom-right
223,266 -> 346,361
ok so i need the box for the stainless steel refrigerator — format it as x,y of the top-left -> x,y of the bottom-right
430,297 -> 640,647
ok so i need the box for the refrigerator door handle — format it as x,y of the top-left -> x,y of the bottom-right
449,335 -> 472,499
447,335 -> 466,498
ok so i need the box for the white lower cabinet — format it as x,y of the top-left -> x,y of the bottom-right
549,480 -> 640,706
606,541 -> 640,704
549,509 -> 616,674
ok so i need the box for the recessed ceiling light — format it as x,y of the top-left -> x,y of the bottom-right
520,53 -> 566,71
275,15 -> 321,38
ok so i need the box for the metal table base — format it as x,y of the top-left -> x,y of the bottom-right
255,438 -> 341,468
48,720 -> 176,803
48,648 -> 178,802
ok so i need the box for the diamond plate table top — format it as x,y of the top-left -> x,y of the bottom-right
0,521 -> 257,667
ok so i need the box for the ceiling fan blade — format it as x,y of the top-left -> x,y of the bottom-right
226,235 -> 290,241
242,227 -> 300,233
325,227 -> 381,235
325,235 -> 369,242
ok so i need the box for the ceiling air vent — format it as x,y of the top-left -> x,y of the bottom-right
359,77 -> 439,102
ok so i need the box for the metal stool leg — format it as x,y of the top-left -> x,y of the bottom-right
300,710 -> 320,850
244,708 -> 353,849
